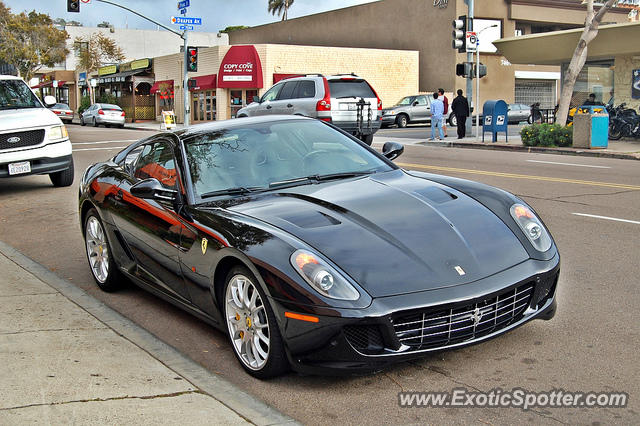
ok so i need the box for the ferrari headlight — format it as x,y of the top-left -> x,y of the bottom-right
290,249 -> 359,300
48,125 -> 68,140
510,204 -> 552,252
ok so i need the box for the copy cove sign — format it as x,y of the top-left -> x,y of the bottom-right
217,45 -> 263,88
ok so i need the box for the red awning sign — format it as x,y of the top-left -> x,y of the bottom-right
188,74 -> 217,92
217,45 -> 263,89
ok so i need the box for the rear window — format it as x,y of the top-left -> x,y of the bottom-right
53,103 -> 71,110
328,80 -> 376,99
101,104 -> 122,111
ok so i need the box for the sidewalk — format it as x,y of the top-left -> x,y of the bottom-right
0,241 -> 297,425
124,120 -> 640,161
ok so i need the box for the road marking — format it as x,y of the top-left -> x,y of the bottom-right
526,160 -> 611,169
397,162 -> 640,190
572,213 -> 640,225
72,140 -> 138,145
73,147 -> 127,152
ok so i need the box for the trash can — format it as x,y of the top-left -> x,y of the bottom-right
572,105 -> 608,149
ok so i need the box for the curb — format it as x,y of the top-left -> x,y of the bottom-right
0,240 -> 299,426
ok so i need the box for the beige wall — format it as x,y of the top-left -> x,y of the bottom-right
615,55 -> 640,110
153,44 -> 418,123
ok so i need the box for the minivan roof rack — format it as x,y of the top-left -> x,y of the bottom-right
304,73 -> 324,77
332,73 -> 359,77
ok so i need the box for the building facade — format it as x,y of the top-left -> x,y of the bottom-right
228,0 -> 631,109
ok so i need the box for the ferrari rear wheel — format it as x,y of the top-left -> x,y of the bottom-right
84,209 -> 123,292
224,266 -> 288,378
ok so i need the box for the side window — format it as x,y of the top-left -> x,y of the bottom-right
261,83 -> 283,102
415,96 -> 428,106
278,81 -> 299,100
294,80 -> 316,98
133,141 -> 178,189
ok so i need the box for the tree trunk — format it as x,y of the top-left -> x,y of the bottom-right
556,0 -> 617,126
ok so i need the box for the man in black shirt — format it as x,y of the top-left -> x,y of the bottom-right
451,89 -> 470,139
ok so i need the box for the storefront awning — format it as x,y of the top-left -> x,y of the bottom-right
273,74 -> 303,84
99,69 -> 149,83
188,74 -> 217,91
150,79 -> 174,95
217,45 -> 263,89
493,21 -> 640,65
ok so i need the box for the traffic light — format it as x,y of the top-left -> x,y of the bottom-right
474,63 -> 487,79
187,47 -> 198,72
452,15 -> 467,53
456,62 -> 473,77
67,0 -> 80,13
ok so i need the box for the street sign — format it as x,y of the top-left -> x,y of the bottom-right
179,25 -> 194,30
171,16 -> 202,25
180,8 -> 187,15
466,31 -> 477,53
178,0 -> 190,9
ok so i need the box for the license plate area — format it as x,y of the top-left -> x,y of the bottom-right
339,103 -> 357,111
8,161 -> 31,175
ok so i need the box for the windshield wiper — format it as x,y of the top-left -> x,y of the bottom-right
269,177 -> 315,189
269,171 -> 371,189
314,171 -> 372,181
200,186 -> 263,199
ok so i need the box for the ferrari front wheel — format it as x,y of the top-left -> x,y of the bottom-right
224,266 -> 288,378
84,208 -> 123,292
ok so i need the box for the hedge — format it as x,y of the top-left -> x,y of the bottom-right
520,123 -> 572,147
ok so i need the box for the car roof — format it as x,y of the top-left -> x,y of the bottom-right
176,115 -> 314,139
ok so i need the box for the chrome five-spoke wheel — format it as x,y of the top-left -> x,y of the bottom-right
83,209 -> 123,292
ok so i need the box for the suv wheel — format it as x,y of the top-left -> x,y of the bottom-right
361,134 -> 374,146
50,159 -> 74,187
396,114 -> 408,128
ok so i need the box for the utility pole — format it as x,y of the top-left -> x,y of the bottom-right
466,0 -> 474,136
93,0 -> 190,126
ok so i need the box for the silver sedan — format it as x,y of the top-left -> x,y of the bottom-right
80,103 -> 125,128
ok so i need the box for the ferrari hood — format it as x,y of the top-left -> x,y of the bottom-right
227,170 -> 529,298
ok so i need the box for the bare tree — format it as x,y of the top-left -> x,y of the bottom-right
556,0 -> 617,126
74,32 -> 124,104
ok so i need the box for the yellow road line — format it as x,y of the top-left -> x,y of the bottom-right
397,162 -> 640,191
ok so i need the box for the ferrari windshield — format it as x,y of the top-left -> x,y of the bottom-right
0,79 -> 42,110
184,119 -> 393,201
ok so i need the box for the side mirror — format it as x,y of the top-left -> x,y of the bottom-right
382,141 -> 404,161
412,101 -> 419,106
43,95 -> 56,108
130,178 -> 177,202
253,95 -> 260,103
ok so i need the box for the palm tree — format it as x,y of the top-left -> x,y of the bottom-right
267,0 -> 294,21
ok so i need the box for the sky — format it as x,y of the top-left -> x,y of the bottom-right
3,0 -> 377,33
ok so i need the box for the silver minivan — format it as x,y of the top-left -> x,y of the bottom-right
381,95 -> 432,128
237,74 -> 382,145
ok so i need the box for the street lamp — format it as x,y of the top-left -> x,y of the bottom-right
476,24 -> 499,138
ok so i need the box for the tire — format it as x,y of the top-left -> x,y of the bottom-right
608,122 -> 623,140
223,266 -> 288,379
527,114 -> 533,124
83,208 -> 124,292
93,118 -> 99,127
49,158 -> 74,187
396,114 -> 408,128
80,116 -> 85,126
118,124 -> 124,129
449,114 -> 457,127
361,133 -> 374,146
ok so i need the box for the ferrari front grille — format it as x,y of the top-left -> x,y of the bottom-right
344,324 -> 385,354
392,282 -> 535,350
0,130 -> 45,150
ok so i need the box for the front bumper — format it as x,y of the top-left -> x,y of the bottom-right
0,154 -> 73,177
270,254 -> 559,375
381,114 -> 397,125
0,140 -> 73,177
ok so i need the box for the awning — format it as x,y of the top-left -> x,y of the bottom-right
150,80 -> 174,95
493,21 -> 640,65
99,69 -> 149,84
273,73 -> 303,84
188,74 -> 216,91
217,45 -> 263,89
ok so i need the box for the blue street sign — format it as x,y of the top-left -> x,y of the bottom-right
178,0 -> 190,9
171,16 -> 202,25
179,25 -> 194,30
180,8 -> 187,15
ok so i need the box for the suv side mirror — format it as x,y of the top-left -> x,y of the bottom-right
412,101 -> 419,106
131,178 -> 177,202
382,142 -> 404,161
253,95 -> 260,103
43,95 -> 56,108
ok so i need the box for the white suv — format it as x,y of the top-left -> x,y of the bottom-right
237,74 -> 382,145
0,75 -> 73,186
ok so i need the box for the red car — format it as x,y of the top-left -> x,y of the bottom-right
50,103 -> 74,124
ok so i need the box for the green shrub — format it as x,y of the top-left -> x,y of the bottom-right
519,123 -> 572,147
78,96 -> 91,115
97,93 -> 118,105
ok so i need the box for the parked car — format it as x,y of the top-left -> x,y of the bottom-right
81,103 -> 125,128
0,75 -> 74,187
381,95 -> 432,128
79,114 -> 559,378
236,74 -> 382,145
50,103 -> 74,124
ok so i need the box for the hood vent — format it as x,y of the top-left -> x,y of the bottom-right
281,210 -> 341,229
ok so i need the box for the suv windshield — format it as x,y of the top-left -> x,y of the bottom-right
328,80 -> 376,99
0,79 -> 42,110
397,96 -> 416,106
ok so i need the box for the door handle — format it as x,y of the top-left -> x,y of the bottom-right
266,105 -> 272,109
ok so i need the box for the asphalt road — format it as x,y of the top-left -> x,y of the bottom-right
1,124 -> 638,425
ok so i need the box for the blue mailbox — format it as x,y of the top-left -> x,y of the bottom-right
482,100 -> 508,142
